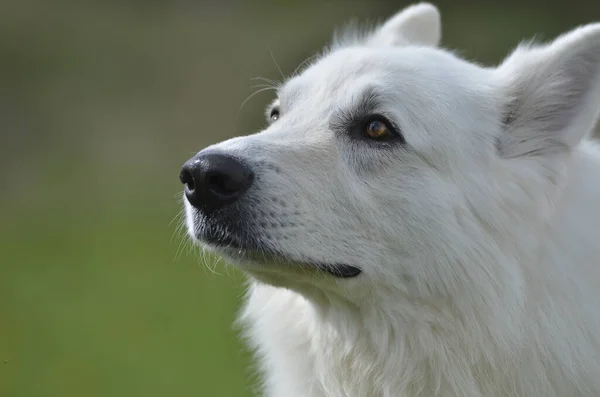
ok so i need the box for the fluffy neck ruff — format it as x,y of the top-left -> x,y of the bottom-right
239,279 -> 535,397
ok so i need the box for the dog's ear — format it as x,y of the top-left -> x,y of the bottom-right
367,3 -> 441,47
496,24 -> 600,158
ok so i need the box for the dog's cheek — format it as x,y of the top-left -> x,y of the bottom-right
339,141 -> 405,177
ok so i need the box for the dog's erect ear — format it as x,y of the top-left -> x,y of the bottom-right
496,24 -> 600,158
367,3 -> 441,47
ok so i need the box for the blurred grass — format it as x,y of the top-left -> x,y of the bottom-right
1,1 -> 600,396
0,210 -> 251,396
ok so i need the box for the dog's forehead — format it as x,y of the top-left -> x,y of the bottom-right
280,48 -> 389,103
279,46 -> 478,108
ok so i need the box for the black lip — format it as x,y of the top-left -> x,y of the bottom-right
316,264 -> 362,278
198,228 -> 362,279
199,226 -> 242,248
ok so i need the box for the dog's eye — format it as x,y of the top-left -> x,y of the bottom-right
363,117 -> 402,142
270,108 -> 280,122
365,120 -> 389,140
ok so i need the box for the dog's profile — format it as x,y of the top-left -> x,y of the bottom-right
180,3 -> 600,396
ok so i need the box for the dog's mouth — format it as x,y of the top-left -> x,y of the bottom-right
199,228 -> 362,279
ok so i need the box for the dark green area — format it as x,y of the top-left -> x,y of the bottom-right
1,1 -> 599,396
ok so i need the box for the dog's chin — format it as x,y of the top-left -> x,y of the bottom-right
197,229 -> 362,279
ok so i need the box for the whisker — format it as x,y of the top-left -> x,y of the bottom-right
269,47 -> 286,80
169,208 -> 185,228
250,76 -> 280,86
238,86 -> 278,114
250,83 -> 278,90
173,226 -> 190,263
292,53 -> 318,77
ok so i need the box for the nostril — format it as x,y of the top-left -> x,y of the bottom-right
179,168 -> 195,191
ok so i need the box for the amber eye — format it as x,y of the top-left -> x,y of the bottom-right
365,119 -> 393,140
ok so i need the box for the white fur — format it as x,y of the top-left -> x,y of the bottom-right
184,3 -> 600,396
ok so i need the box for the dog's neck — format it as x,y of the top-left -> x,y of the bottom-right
239,280 -> 514,397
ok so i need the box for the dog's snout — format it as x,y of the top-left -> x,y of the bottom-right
180,152 -> 254,211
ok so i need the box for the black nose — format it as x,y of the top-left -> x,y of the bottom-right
179,152 -> 254,211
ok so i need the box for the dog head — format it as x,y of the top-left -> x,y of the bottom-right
180,3 -> 600,306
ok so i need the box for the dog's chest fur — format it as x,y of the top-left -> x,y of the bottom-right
241,281 -> 600,397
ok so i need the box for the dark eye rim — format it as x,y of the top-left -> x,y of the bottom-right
269,107 -> 280,121
359,114 -> 405,144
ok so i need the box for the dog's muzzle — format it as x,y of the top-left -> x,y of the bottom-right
179,149 -> 362,279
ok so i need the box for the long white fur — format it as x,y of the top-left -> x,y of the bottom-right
185,3 -> 600,396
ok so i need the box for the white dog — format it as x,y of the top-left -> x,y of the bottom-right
179,3 -> 600,396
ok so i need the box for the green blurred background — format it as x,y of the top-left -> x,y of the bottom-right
1,1 -> 600,396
